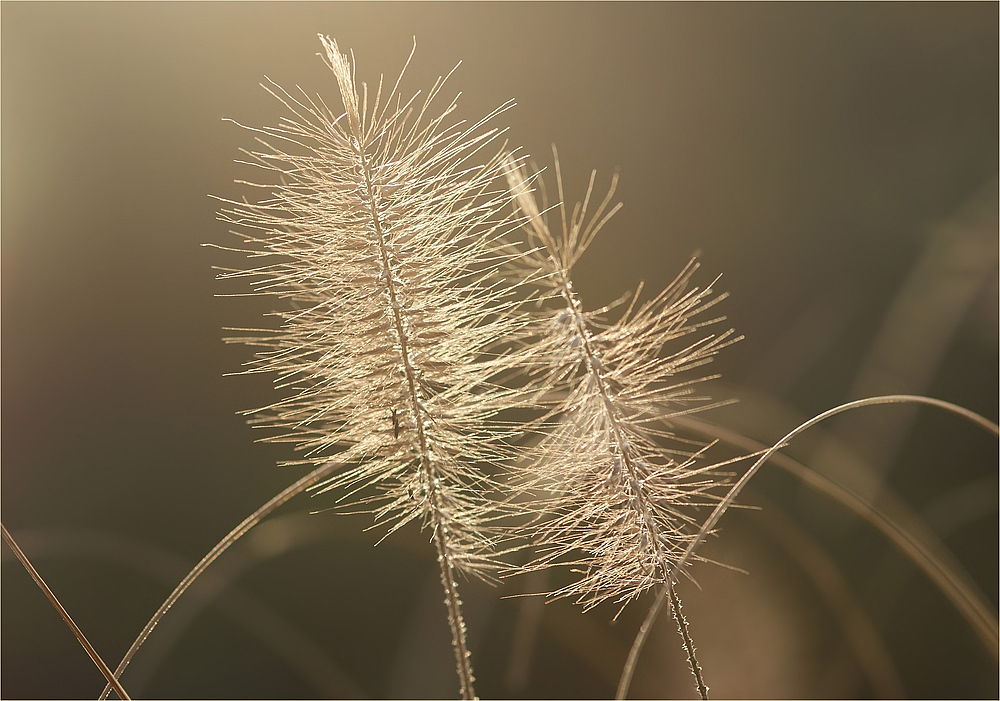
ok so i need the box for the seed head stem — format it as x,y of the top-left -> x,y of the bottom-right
357,114 -> 478,701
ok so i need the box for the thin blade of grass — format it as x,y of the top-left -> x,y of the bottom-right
748,494 -> 905,698
1,523 -> 131,700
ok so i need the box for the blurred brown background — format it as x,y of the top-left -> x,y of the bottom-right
3,3 -> 997,698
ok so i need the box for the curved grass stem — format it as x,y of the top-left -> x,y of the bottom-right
99,461 -> 340,700
676,394 -> 999,575
676,412 -> 999,659
615,394 -> 999,700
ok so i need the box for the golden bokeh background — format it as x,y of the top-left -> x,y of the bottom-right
3,3 -> 997,698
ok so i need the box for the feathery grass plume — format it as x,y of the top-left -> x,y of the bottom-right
215,36 -> 530,699
503,152 -> 740,698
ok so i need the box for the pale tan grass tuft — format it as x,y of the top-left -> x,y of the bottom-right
212,36 -> 535,699
503,151 -> 743,699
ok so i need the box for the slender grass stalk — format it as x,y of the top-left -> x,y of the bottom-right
2,523 -> 131,700
665,578 -> 708,699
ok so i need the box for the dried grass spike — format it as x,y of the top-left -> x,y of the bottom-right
507,150 -> 739,699
216,37 -> 530,699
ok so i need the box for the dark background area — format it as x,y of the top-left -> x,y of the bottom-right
3,3 -> 997,698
